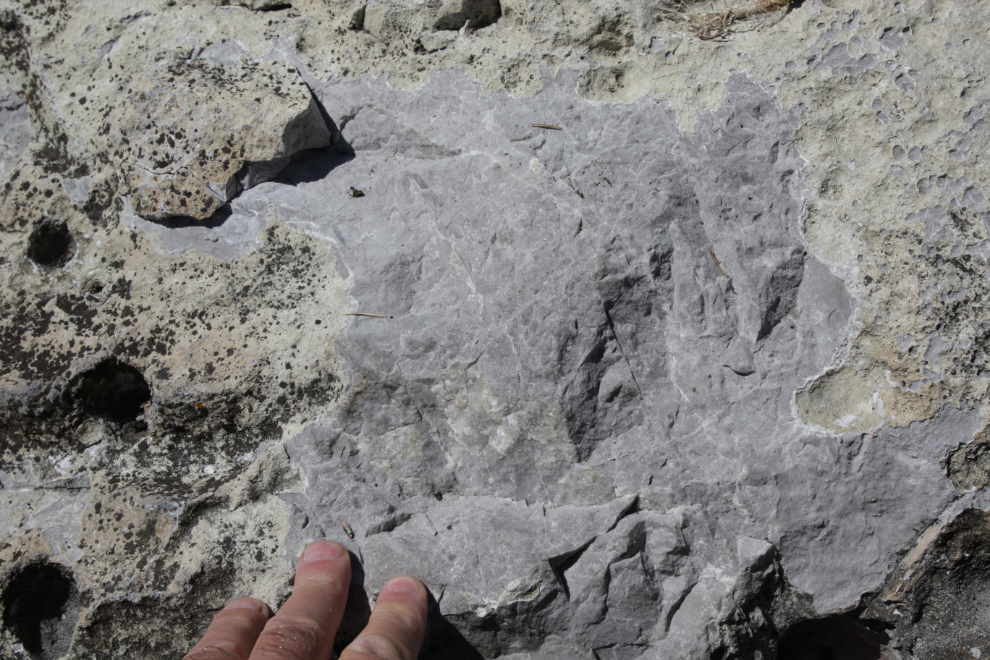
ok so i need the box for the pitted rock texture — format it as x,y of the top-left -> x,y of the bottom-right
108,58 -> 331,222
3,0 -> 990,658
0,214 -> 347,477
1,0 -> 332,225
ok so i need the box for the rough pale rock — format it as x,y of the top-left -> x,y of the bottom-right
107,58 -> 331,222
2,0 -> 990,658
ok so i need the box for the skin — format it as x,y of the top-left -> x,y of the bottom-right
183,540 -> 429,660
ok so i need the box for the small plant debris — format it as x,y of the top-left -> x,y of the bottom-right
658,0 -> 792,40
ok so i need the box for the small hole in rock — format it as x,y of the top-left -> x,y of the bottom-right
26,219 -> 74,268
72,357 -> 151,424
349,5 -> 365,30
1,562 -> 80,660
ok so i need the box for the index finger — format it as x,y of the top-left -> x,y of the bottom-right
250,540 -> 352,660
183,598 -> 270,660
339,576 -> 428,660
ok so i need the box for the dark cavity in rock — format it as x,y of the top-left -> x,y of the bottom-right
434,0 -> 501,31
776,614 -> 890,660
1,562 -> 80,660
26,219 -> 73,268
349,5 -> 366,30
73,357 -> 151,423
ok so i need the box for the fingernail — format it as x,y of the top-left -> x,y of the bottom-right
381,576 -> 420,594
300,540 -> 346,565
224,598 -> 269,616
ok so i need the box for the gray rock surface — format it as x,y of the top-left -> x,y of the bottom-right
2,0 -> 990,657
263,67 -> 975,655
0,88 -> 31,186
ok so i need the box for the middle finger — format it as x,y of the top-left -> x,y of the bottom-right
250,540 -> 352,660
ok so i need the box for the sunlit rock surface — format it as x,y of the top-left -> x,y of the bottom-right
3,0 -> 990,657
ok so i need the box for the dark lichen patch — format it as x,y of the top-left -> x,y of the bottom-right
75,483 -> 179,594
68,444 -> 298,654
0,294 -> 57,376
69,592 -> 215,659
30,142 -> 75,176
72,482 -> 293,655
1,217 -> 345,488
0,8 -> 31,86
1,561 -> 80,660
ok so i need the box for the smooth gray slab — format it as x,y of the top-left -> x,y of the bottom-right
0,88 -> 32,186
201,68 -> 969,656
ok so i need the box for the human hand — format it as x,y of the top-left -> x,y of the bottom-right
183,540 -> 428,660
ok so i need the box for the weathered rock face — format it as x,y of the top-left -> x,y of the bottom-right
864,505 -> 990,657
3,0 -> 990,658
109,58 -> 331,222
261,68 -> 979,657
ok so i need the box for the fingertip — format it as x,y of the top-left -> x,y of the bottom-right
223,597 -> 270,618
299,539 -> 348,566
294,539 -> 351,590
182,597 -> 270,660
340,577 -> 429,660
250,540 -> 352,660
380,576 -> 426,597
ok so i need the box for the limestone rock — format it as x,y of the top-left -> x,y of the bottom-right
103,58 -> 330,222
3,0 -> 990,658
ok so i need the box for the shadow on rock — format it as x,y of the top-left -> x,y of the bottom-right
420,592 -> 485,660
863,507 -> 990,657
273,145 -> 354,186
334,551 -> 373,655
776,615 -> 890,660
144,203 -> 233,230
1,561 -> 80,660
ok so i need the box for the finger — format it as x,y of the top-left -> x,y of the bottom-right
183,598 -> 270,660
250,540 -> 351,660
339,577 -> 428,660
